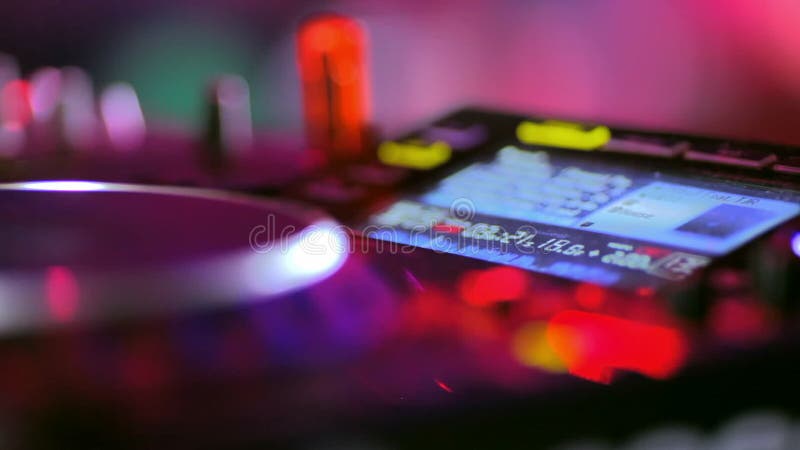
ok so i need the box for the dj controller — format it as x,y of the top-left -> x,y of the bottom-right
2,13 -> 800,450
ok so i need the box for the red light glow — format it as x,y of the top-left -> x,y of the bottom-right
635,246 -> 671,258
574,283 -> 606,310
432,223 -> 465,234
512,321 -> 568,373
434,378 -> 454,393
119,337 -> 170,391
297,14 -> 370,160
459,266 -> 528,306
709,298 -> 774,343
547,310 -> 687,383
1,80 -> 33,130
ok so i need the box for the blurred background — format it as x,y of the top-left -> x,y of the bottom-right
2,0 -> 800,144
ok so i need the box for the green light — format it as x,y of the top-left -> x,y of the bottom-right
99,16 -> 258,130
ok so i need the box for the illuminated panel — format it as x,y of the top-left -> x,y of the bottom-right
516,120 -> 611,150
377,139 -> 452,170
297,14 -> 370,160
366,145 -> 800,290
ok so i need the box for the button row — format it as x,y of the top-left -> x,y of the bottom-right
288,120 -> 489,211
684,142 -> 777,169
511,119 -> 799,175
601,133 -> 795,175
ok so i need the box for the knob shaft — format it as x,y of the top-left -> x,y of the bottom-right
203,75 -> 252,166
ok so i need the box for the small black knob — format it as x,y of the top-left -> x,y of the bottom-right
203,75 -> 252,166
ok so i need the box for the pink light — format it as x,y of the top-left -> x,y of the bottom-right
1,80 -> 32,131
403,268 -> 425,292
100,82 -> 146,151
434,378 -> 454,393
432,223 -> 465,234
29,67 -> 62,122
636,287 -> 656,297
45,266 -> 79,323
0,76 -> 29,155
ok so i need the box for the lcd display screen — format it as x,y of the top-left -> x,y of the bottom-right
365,145 -> 800,289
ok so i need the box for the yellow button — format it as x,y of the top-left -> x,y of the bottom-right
516,120 -> 611,151
377,139 -> 452,170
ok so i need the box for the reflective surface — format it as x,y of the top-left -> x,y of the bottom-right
366,143 -> 800,289
0,183 -> 346,333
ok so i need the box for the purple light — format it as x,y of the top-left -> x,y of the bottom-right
791,233 -> 800,258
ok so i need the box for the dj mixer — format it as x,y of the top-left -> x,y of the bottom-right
2,13 -> 800,450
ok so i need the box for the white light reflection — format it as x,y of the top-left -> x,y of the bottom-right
243,220 -> 348,297
100,82 -> 146,151
15,180 -> 108,192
